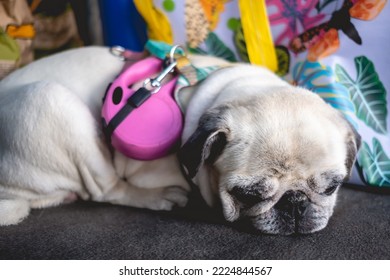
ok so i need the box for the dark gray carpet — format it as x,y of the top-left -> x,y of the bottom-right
1,184 -> 389,259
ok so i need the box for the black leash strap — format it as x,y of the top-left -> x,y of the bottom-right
103,87 -> 151,142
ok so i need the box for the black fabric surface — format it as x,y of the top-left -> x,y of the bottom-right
1,184 -> 389,260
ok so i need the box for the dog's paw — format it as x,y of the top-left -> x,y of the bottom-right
101,180 -> 190,211
143,186 -> 189,211
0,199 -> 30,226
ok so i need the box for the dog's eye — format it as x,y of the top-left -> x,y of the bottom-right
229,186 -> 264,206
310,171 -> 343,196
322,182 -> 340,196
323,185 -> 338,195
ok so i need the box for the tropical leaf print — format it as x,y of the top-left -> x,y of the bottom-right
275,46 -> 290,76
232,20 -> 249,62
292,60 -> 357,127
187,45 -> 208,55
189,32 -> 237,62
266,0 -> 327,47
357,138 -> 390,187
0,28 -> 20,61
335,56 -> 388,134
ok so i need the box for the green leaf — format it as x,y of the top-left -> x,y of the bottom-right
275,46 -> 290,77
0,28 -> 20,61
233,21 -> 249,62
187,44 -> 208,55
227,18 -> 240,31
204,32 -> 237,62
335,56 -> 388,134
357,138 -> 390,187
188,33 -> 237,62
293,60 -> 357,128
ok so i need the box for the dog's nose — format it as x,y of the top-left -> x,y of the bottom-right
275,190 -> 309,217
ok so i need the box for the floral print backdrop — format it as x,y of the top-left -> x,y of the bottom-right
136,0 -> 390,190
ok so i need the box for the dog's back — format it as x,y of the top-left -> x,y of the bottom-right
0,47 -> 124,118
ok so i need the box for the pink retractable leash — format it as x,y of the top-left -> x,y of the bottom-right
101,47 -> 184,160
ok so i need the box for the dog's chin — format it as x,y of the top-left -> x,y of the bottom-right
250,207 -> 330,235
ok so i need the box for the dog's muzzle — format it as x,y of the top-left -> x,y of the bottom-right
275,190 -> 309,220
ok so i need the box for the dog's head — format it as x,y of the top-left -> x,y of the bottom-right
179,88 -> 360,235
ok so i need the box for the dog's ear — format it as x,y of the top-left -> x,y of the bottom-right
344,119 -> 362,180
179,107 -> 229,178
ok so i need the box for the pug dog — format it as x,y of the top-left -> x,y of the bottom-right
178,64 -> 361,235
0,47 -> 360,235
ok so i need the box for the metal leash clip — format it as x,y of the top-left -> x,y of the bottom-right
109,46 -> 127,61
143,45 -> 185,94
109,45 -> 141,62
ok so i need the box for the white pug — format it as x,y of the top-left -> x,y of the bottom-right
179,65 -> 360,234
0,47 -> 360,235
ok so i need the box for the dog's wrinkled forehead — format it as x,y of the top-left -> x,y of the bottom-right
217,91 -> 348,179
